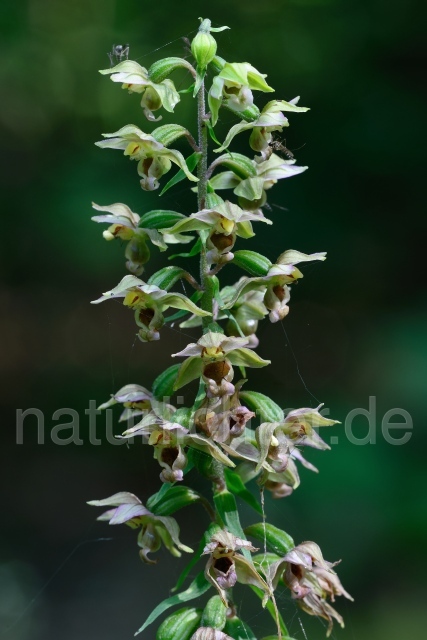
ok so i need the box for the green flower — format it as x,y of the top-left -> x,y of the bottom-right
163,200 -> 272,265
87,491 -> 193,564
223,250 -> 326,322
214,99 -> 309,155
91,274 -> 211,342
92,202 -> 167,275
210,153 -> 308,210
181,283 -> 268,347
95,125 -> 198,191
220,403 -> 339,499
99,60 -> 180,121
172,331 -> 270,397
92,202 -> 192,274
209,60 -> 274,126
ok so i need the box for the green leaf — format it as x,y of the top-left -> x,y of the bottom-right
239,390 -> 284,422
152,364 -> 181,399
139,210 -> 186,230
244,522 -> 294,556
213,153 -> 256,179
232,250 -> 272,277
250,586 -> 289,637
178,83 -> 195,94
223,616 -> 257,640
169,237 -> 202,260
148,266 -> 186,291
135,571 -> 211,635
147,485 -> 203,516
213,490 -> 251,561
156,607 -> 202,640
224,468 -> 263,515
206,119 -> 222,146
160,152 -> 202,196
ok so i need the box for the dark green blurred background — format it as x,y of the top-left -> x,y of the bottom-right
1,0 -> 426,638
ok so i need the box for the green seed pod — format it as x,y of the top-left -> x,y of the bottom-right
201,595 -> 227,630
156,607 -> 203,640
191,20 -> 217,70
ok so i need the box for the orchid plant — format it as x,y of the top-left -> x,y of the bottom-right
88,18 -> 351,640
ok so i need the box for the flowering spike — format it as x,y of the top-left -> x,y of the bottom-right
89,16 -> 350,640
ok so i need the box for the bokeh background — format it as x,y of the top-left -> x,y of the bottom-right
1,0 -> 426,638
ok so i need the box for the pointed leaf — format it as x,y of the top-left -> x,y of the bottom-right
224,468 -> 263,515
135,571 -> 211,635
160,152 -> 202,196
169,237 -> 203,260
152,364 -> 181,400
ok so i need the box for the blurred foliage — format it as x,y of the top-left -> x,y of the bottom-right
1,0 -> 426,639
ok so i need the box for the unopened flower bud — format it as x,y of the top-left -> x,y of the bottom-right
191,19 -> 217,70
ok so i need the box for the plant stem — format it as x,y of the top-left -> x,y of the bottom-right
197,80 -> 215,329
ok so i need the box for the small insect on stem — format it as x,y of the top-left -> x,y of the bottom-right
108,44 -> 130,67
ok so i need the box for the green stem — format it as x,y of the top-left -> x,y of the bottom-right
197,80 -> 215,329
